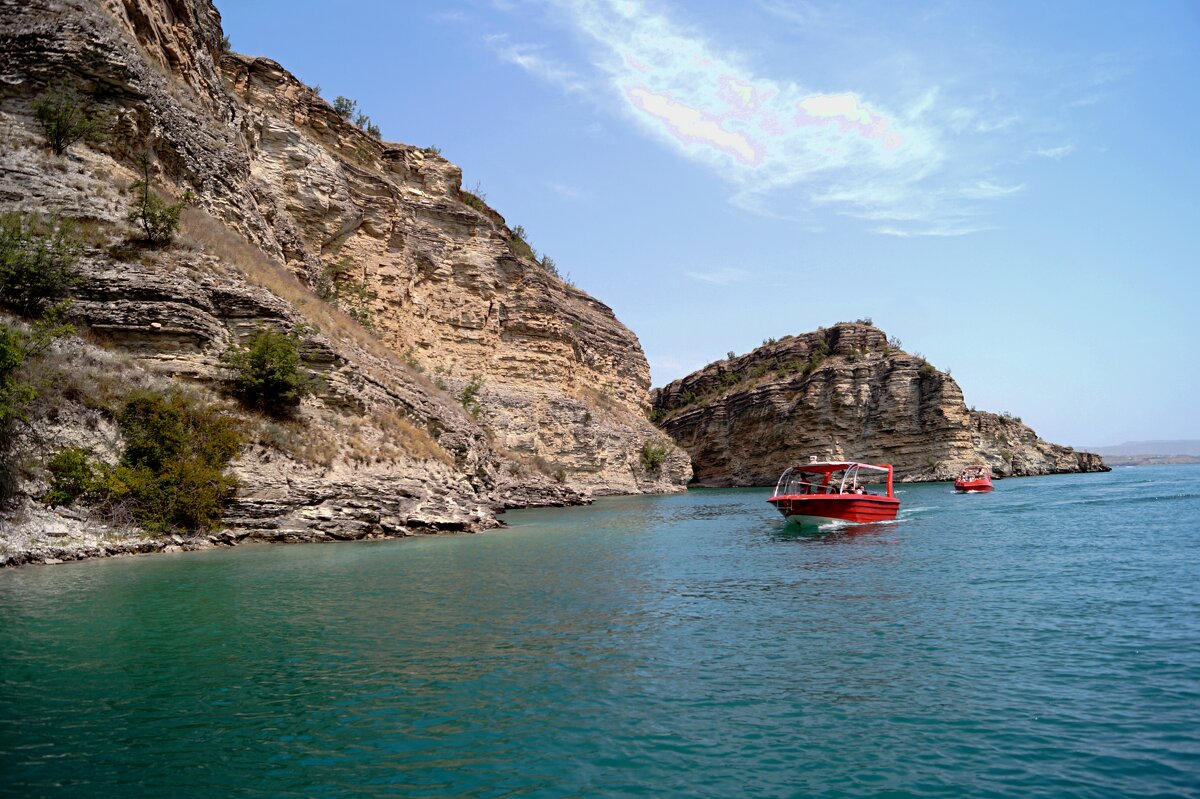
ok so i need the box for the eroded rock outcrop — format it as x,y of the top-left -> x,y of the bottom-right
0,0 -> 688,565
651,323 -> 1108,485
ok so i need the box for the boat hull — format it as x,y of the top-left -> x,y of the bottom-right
954,479 -> 993,493
768,495 -> 900,525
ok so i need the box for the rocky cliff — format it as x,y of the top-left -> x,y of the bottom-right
0,0 -> 689,564
651,323 -> 1108,485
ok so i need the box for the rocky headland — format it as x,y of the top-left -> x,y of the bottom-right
651,323 -> 1108,486
0,0 -> 690,566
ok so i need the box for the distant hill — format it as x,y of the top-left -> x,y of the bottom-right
1090,440 -> 1200,457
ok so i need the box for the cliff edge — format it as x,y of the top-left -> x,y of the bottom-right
0,0 -> 689,565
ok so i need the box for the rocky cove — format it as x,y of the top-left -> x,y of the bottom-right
0,0 -> 1103,567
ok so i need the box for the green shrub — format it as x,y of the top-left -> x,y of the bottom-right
508,225 -> 536,262
91,390 -> 243,532
222,326 -> 312,418
315,258 -> 375,331
458,375 -> 484,418
640,440 -> 669,475
422,145 -> 441,155
460,190 -> 489,214
0,324 -> 33,450
42,447 -> 95,507
127,156 -> 192,246
0,213 -> 82,317
539,254 -> 561,279
918,361 -> 937,379
333,96 -> 356,119
32,82 -> 108,155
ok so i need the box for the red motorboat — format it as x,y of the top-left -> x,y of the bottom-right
954,465 -> 994,493
768,461 -> 900,526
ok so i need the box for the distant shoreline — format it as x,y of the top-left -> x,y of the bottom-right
1103,456 -> 1200,467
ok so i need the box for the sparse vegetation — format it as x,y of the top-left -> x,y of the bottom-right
32,81 -> 108,155
639,440 -> 669,475
127,155 -> 192,246
855,317 -> 873,325
508,225 -> 536,262
918,361 -> 937,379
457,375 -> 484,418
222,326 -> 312,418
316,257 -> 375,331
539,254 -> 561,278
1,308 -> 75,500
802,341 -> 831,375
887,335 -> 902,350
42,447 -> 95,508
333,96 -> 356,119
88,390 -> 243,533
460,190 -> 489,214
0,213 -> 82,317
422,145 -> 442,156
330,96 -> 381,138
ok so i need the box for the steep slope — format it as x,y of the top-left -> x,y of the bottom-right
651,323 -> 1108,485
0,0 -> 688,563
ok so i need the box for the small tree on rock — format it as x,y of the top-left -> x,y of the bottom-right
222,325 -> 312,418
32,82 -> 107,155
127,155 -> 192,247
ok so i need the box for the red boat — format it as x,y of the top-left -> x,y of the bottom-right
768,461 -> 900,526
954,465 -> 994,493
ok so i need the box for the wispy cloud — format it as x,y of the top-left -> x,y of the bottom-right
1034,143 -> 1074,160
959,180 -> 1024,199
484,0 -> 1079,236
684,267 -> 751,285
485,33 -> 587,94
545,180 -> 587,199
541,0 -> 1025,235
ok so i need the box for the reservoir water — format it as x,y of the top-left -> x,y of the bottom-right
2,465 -> 1198,797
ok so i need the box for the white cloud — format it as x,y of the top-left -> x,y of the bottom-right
959,180 -> 1024,199
684,267 -> 751,285
1034,143 -> 1074,159
485,34 -> 587,94
485,0 -> 1042,236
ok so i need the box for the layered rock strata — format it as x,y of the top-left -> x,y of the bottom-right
651,323 -> 1108,486
0,0 -> 689,564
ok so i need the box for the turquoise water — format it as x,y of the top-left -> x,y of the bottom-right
2,465 -> 1198,798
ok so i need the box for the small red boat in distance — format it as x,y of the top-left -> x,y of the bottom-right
954,465 -> 994,493
768,460 -> 900,526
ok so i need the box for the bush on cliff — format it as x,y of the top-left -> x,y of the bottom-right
222,326 -> 312,418
42,447 -> 95,508
640,440 -> 669,475
128,155 -> 192,247
1,311 -> 76,503
32,82 -> 108,155
0,213 -> 82,317
89,390 -> 243,533
316,258 -> 376,331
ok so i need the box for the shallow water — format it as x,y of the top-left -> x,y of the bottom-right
2,465 -> 1198,797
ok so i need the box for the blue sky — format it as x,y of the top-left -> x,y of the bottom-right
218,0 -> 1199,447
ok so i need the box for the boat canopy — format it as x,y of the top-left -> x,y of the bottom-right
773,461 -> 895,498
785,461 -> 891,474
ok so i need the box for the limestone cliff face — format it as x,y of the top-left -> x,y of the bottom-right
0,0 -> 688,562
651,323 -> 1108,485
